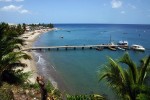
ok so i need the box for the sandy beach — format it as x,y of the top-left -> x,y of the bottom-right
21,28 -> 56,83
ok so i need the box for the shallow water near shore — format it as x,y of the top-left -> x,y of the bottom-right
33,24 -> 150,99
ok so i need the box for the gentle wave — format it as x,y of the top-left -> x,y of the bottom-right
51,65 -> 56,71
32,51 -> 58,88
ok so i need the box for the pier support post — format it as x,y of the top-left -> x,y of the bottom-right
82,47 -> 84,50
90,47 -> 92,49
74,47 -> 76,50
57,48 -> 59,51
66,47 -> 68,50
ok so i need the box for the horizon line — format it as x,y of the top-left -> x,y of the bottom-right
1,22 -> 150,25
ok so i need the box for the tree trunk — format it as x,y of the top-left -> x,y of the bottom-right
36,76 -> 47,100
0,71 -> 3,86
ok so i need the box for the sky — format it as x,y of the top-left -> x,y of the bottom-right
0,0 -> 150,24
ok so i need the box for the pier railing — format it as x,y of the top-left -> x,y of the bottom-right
22,44 -> 128,51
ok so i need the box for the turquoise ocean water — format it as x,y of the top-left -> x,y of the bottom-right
33,24 -> 150,99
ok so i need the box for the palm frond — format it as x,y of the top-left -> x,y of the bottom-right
99,53 -> 150,100
98,57 -> 127,98
119,53 -> 138,83
138,55 -> 150,84
7,63 -> 27,69
1,52 -> 31,70
3,44 -> 21,54
8,38 -> 24,45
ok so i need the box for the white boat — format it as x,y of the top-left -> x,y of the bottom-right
117,47 -> 126,51
96,47 -> 104,51
117,40 -> 128,46
108,46 -> 117,51
109,42 -> 115,46
131,44 -> 145,51
108,42 -> 117,51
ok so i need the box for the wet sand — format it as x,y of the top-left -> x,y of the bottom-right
21,28 -> 55,83
21,28 -> 69,92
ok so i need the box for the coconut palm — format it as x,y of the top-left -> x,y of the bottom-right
99,53 -> 150,100
22,23 -> 26,32
0,22 -> 31,84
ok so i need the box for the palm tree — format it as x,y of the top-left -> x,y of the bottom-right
0,22 -> 31,84
16,24 -> 24,35
99,53 -> 150,100
22,23 -> 26,32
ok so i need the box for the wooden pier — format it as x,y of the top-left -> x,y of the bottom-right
23,44 -> 128,51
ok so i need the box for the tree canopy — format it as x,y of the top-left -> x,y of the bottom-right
99,53 -> 150,100
0,22 -> 31,84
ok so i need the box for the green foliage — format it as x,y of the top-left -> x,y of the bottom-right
2,69 -> 31,85
21,82 -> 40,91
46,80 -> 54,92
39,23 -> 54,28
16,24 -> 23,35
29,23 -> 54,29
136,93 -> 150,100
66,94 -> 105,100
22,23 -> 26,32
99,52 -> 150,100
0,83 -> 13,100
47,23 -> 54,28
0,22 -> 31,85
45,81 -> 62,100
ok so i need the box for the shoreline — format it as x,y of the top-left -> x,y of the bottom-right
22,28 -> 69,91
21,28 -> 56,83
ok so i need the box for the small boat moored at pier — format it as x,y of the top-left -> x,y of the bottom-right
96,47 -> 104,51
108,46 -> 117,51
131,44 -> 145,51
117,47 -> 126,51
108,42 -> 117,51
117,40 -> 128,46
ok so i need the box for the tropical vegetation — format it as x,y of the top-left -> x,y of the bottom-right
1,22 -> 150,100
29,23 -> 54,31
99,53 -> 150,100
66,94 -> 105,100
0,22 -> 31,84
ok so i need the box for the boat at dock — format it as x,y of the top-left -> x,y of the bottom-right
117,47 -> 126,51
117,40 -> 128,46
131,44 -> 145,51
107,42 -> 117,51
108,46 -> 117,51
117,40 -> 128,49
96,47 -> 104,51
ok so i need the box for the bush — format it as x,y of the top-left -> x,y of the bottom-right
2,69 -> 31,85
0,83 -> 14,100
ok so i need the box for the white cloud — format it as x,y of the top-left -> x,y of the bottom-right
1,5 -> 22,11
20,9 -> 28,13
128,4 -> 136,9
0,0 -> 12,2
14,0 -> 24,2
121,11 -> 125,14
0,5 -> 29,14
0,0 -> 24,2
111,0 -> 122,8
